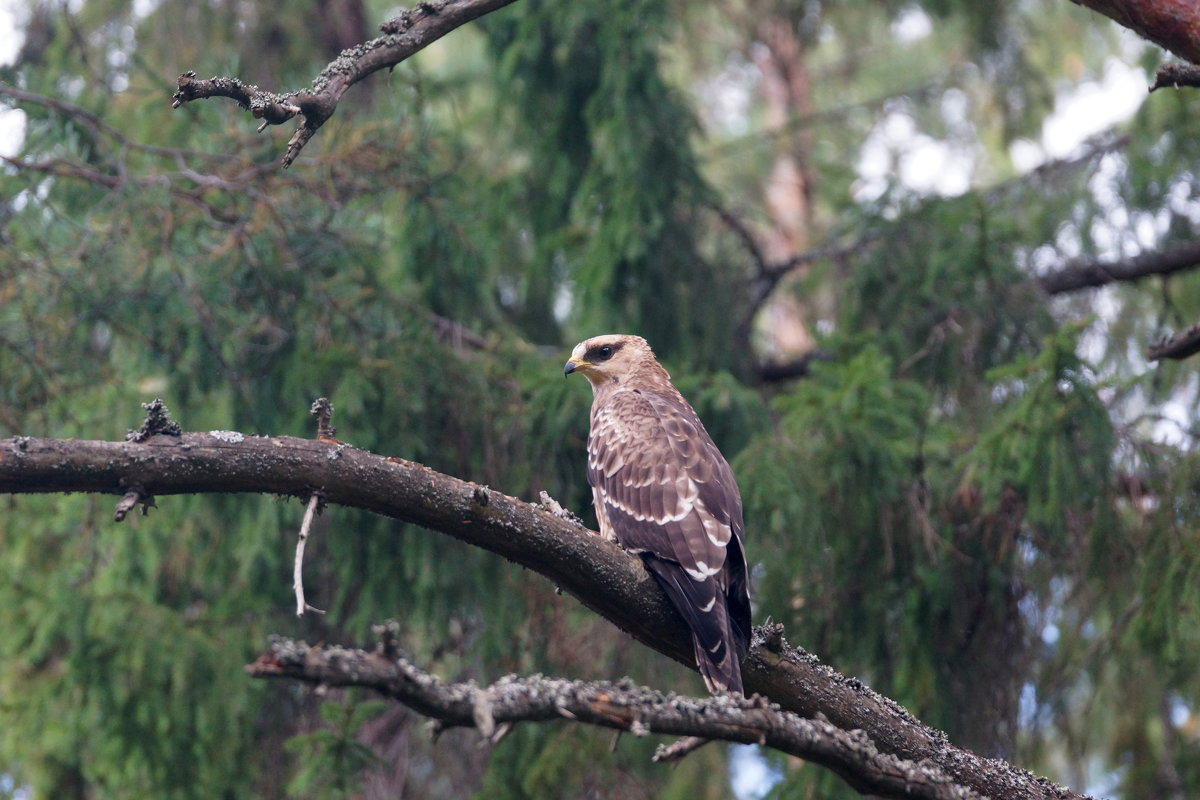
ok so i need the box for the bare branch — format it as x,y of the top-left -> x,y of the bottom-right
0,430 -> 1095,799
1151,62 -> 1200,92
112,486 -> 156,521
748,236 -> 879,320
1037,240 -> 1200,294
1148,323 -> 1200,361
171,0 -> 521,167
293,493 -> 326,616
248,636 -> 983,800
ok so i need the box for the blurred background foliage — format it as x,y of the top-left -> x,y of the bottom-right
2,0 -> 1200,796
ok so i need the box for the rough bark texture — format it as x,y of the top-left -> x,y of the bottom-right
0,429 -> 1095,800
248,634 -> 983,800
1069,0 -> 1200,64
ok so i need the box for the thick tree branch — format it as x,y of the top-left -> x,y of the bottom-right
171,0 -> 520,167
0,430 -> 1094,800
248,635 -> 982,800
1037,240 -> 1200,294
1068,0 -> 1200,65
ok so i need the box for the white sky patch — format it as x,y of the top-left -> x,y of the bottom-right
132,0 -> 162,20
730,744 -> 782,799
0,106 -> 25,158
696,53 -> 759,137
860,57 -> 1146,202
1010,57 -> 1147,171
0,1 -> 27,158
854,108 -> 975,200
1150,379 -> 1199,447
891,6 -> 933,44
0,0 -> 20,67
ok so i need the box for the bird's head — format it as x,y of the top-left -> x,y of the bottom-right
563,334 -> 664,388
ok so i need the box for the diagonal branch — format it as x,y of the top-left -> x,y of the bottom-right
1037,239 -> 1200,294
171,0 -> 521,167
1067,0 -> 1200,65
248,634 -> 983,800
0,428 -> 1095,800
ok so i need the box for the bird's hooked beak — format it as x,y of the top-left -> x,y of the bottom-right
563,355 -> 587,377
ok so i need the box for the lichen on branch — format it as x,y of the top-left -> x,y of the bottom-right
170,0 -> 522,166
248,633 -> 984,800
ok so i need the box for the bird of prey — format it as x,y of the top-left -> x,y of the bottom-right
564,334 -> 750,694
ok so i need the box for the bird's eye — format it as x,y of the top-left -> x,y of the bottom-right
598,345 -> 613,359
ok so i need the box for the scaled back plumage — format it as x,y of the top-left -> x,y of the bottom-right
564,334 -> 750,694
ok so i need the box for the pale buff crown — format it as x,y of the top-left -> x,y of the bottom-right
563,334 -> 672,397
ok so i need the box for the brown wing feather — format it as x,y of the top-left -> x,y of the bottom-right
587,385 -> 750,693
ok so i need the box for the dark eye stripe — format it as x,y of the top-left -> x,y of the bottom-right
585,342 -> 623,362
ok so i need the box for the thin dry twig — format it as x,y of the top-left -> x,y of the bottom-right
293,493 -> 326,616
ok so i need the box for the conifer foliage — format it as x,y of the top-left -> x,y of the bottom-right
3,0 -> 1200,797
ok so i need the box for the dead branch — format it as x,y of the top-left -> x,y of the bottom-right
247,635 -> 983,800
1037,240 -> 1200,294
171,0 -> 521,167
293,493 -> 326,616
0,429 -> 1094,800
1151,62 -> 1200,91
1148,323 -> 1200,360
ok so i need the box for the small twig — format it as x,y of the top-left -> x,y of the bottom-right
113,486 -> 156,521
652,735 -> 711,762
293,493 -> 326,616
1150,63 -> 1200,93
537,490 -> 585,528
126,398 -> 182,442
310,397 -> 338,442
372,621 -> 402,659
707,199 -> 770,279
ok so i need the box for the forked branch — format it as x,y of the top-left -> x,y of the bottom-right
171,0 -> 520,166
248,633 -> 982,800
0,417 -> 1094,800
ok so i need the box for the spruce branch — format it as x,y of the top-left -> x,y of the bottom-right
171,0 -> 521,167
247,635 -> 984,800
0,425 -> 1096,800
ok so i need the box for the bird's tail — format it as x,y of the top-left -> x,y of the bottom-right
691,606 -> 743,696
643,558 -> 744,695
